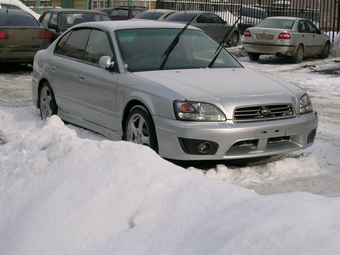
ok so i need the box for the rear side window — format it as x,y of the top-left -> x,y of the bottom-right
55,29 -> 91,60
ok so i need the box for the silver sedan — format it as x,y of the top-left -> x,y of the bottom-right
243,16 -> 331,63
32,21 -> 318,160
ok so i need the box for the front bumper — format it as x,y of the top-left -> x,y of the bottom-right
154,112 -> 318,160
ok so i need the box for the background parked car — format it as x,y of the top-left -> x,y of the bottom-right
243,16 -> 331,63
0,0 -> 40,20
94,6 -> 146,20
163,11 -> 240,47
134,9 -> 176,21
0,9 -> 51,64
236,5 -> 267,33
31,21 -> 318,161
39,8 -> 110,41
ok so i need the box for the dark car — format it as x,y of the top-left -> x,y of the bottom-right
164,11 -> 240,47
94,6 -> 146,20
0,9 -> 52,64
39,8 -> 110,41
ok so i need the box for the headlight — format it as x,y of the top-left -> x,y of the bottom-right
174,100 -> 226,121
299,93 -> 313,114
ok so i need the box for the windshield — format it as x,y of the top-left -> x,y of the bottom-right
240,7 -> 267,19
256,18 -> 294,29
116,28 -> 242,72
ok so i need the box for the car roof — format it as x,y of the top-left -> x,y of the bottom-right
143,9 -> 176,13
113,6 -> 146,10
42,8 -> 108,15
0,8 -> 34,16
71,20 -> 201,31
265,16 -> 303,21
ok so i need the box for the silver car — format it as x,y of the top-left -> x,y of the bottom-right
32,21 -> 318,161
243,16 -> 331,63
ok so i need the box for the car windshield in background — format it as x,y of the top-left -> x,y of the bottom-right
240,7 -> 267,19
116,28 -> 241,72
256,18 -> 294,29
0,11 -> 40,26
59,13 -> 110,29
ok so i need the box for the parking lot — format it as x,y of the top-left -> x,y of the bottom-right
1,47 -> 340,197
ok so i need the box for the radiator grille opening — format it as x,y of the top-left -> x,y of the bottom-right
234,104 -> 295,122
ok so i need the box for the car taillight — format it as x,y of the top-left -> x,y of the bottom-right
0,30 -> 8,39
38,30 -> 52,39
278,32 -> 291,40
244,30 -> 251,37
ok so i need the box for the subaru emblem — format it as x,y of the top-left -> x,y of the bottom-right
261,107 -> 271,116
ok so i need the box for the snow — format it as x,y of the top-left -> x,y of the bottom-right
1,45 -> 340,254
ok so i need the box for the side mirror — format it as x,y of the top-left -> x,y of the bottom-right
48,23 -> 57,30
99,56 -> 114,70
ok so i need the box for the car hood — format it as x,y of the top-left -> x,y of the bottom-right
133,68 -> 303,116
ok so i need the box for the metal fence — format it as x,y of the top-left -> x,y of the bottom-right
156,0 -> 339,39
27,0 -> 339,41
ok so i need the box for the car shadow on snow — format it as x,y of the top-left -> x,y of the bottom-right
0,63 -> 33,74
168,155 -> 285,170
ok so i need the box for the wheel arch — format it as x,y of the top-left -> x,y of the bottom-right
121,100 -> 152,138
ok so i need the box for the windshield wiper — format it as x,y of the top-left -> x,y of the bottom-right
207,16 -> 241,68
159,14 -> 197,70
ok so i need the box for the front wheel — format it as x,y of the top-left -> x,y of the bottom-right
39,82 -> 58,119
125,106 -> 158,152
320,42 -> 330,59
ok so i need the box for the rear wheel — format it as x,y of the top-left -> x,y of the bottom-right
320,42 -> 330,59
125,105 -> 158,152
39,82 -> 58,119
292,45 -> 304,63
229,31 -> 240,47
248,52 -> 260,61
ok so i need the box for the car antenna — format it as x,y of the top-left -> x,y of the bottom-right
159,14 -> 197,70
207,15 -> 241,68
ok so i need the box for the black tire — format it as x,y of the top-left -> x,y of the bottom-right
229,31 -> 240,47
125,105 -> 158,152
292,45 -> 304,63
320,42 -> 330,59
248,52 -> 260,61
39,82 -> 58,120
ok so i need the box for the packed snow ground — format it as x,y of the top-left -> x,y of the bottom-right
1,44 -> 340,254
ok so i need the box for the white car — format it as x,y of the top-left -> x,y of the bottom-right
32,21 -> 318,161
0,0 -> 40,20
243,16 -> 331,63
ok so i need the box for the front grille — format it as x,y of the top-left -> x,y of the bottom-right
233,104 -> 296,122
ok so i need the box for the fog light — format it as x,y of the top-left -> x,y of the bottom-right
178,138 -> 218,155
197,142 -> 212,153
307,128 -> 317,144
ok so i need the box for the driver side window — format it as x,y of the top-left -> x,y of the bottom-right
84,29 -> 114,65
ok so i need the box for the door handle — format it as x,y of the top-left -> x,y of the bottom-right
51,66 -> 56,72
79,74 -> 85,81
